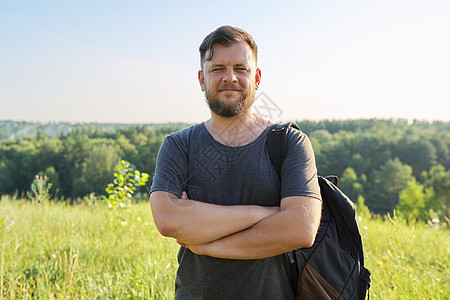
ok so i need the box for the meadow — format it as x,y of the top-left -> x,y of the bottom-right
0,197 -> 448,299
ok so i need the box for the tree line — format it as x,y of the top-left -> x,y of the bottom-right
0,123 -> 184,200
299,119 -> 449,220
0,119 -> 449,220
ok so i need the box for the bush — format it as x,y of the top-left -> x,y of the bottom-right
102,160 -> 149,210
27,175 -> 52,204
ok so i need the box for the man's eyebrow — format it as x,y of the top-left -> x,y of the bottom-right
208,63 -> 250,70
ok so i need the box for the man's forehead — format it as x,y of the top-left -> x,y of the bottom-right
205,42 -> 255,64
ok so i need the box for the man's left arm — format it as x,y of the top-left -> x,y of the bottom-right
183,195 -> 322,260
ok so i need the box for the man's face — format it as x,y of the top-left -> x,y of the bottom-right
199,42 -> 261,118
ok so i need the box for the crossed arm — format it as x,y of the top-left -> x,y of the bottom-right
150,190 -> 321,259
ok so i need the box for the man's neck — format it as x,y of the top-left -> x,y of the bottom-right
204,112 -> 270,147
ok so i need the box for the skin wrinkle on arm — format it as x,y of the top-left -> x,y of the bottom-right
185,195 -> 322,260
150,190 -> 279,245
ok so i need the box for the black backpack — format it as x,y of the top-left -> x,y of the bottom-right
267,122 -> 371,300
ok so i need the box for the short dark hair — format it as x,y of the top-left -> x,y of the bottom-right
199,25 -> 258,69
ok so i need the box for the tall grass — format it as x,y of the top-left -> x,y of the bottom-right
0,196 -> 448,299
0,197 -> 178,299
359,212 -> 449,299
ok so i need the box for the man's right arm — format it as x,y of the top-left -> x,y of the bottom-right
150,191 -> 278,245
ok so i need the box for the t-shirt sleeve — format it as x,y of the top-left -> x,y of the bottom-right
280,127 -> 322,201
150,133 -> 189,198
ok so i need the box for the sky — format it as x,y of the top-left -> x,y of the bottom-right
1,0 -> 449,124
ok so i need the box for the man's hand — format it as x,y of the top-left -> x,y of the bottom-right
177,240 -> 207,256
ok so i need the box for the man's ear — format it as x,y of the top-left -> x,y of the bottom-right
198,70 -> 205,91
255,68 -> 262,90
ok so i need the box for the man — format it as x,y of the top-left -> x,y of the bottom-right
150,25 -> 322,299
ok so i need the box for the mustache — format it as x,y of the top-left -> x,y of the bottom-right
218,84 -> 244,91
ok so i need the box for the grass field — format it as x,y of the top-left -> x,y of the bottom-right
0,197 -> 448,299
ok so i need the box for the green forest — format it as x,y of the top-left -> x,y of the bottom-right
1,119 -> 449,221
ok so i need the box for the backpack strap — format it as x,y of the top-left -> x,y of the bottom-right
266,122 -> 300,179
267,123 -> 340,186
266,122 -> 300,265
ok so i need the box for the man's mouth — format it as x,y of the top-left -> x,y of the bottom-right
218,84 -> 242,92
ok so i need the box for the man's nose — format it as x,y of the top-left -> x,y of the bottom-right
223,68 -> 238,82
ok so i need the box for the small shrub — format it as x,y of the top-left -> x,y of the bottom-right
102,160 -> 149,210
27,175 -> 52,204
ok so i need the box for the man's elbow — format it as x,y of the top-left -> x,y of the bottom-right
152,209 -> 177,238
298,232 -> 317,248
292,223 -> 319,249
282,196 -> 321,249
155,221 -> 177,238
150,192 -> 179,238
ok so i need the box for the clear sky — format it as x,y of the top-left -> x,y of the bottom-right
1,0 -> 449,124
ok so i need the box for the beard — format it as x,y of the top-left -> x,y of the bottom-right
204,83 -> 255,118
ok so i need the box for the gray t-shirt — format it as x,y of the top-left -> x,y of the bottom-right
150,123 -> 321,300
